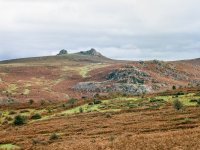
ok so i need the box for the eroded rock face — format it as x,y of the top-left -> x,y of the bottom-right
73,65 -> 152,94
57,49 -> 68,55
106,66 -> 150,84
73,81 -> 150,95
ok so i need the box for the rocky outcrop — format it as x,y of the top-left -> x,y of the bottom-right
57,49 -> 68,55
73,81 -> 150,95
78,48 -> 103,57
73,65 -> 152,94
106,66 -> 150,84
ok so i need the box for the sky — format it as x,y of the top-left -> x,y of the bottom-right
0,0 -> 200,61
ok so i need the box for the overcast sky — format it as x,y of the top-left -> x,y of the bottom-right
0,0 -> 200,61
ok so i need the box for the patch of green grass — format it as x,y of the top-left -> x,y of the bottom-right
79,66 -> 91,78
60,97 -> 139,115
154,94 -> 199,106
79,64 -> 110,78
0,144 -> 20,150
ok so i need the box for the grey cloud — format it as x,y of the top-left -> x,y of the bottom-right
0,0 -> 200,61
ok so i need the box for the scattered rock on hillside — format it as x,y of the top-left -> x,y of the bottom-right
57,49 -> 68,55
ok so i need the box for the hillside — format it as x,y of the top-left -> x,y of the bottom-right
0,49 -> 199,105
0,50 -> 200,150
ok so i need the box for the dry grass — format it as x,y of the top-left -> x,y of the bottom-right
0,105 -> 200,150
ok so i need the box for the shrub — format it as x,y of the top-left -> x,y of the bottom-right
172,85 -> 176,90
197,99 -> 200,106
29,99 -> 34,105
79,107 -> 83,113
31,114 -> 42,120
47,109 -> 52,113
32,139 -> 41,145
194,92 -> 200,96
149,98 -> 164,103
5,116 -> 13,121
88,102 -> 94,105
13,115 -> 26,125
190,99 -> 198,103
149,97 -> 156,102
20,110 -> 30,113
173,99 -> 183,110
68,98 -> 77,106
49,133 -> 59,140
105,113 -> 112,118
94,99 -> 102,104
82,96 -> 87,100
94,93 -> 100,98
9,111 -> 17,115
175,92 -> 185,96
40,100 -> 45,106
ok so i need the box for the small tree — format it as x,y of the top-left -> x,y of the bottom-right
173,99 -> 183,110
13,115 -> 26,125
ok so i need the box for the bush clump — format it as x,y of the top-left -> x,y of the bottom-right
175,92 -> 185,96
29,99 -> 34,105
172,85 -> 176,90
13,115 -> 26,125
88,102 -> 94,105
79,107 -> 84,113
68,98 -> 77,106
9,111 -> 17,115
173,99 -> 183,110
189,99 -> 200,106
49,133 -> 59,140
194,92 -> 200,96
149,98 -> 164,103
94,99 -> 102,104
197,99 -> 200,106
190,99 -> 198,103
31,113 -> 42,120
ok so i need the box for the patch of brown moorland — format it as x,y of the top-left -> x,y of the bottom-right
0,106 -> 200,149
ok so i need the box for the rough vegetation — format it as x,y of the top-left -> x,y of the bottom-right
0,50 -> 200,149
0,90 -> 200,149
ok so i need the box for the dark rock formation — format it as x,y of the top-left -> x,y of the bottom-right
79,48 -> 103,57
57,49 -> 68,55
106,66 -> 150,84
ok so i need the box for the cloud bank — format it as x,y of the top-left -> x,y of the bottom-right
0,0 -> 200,60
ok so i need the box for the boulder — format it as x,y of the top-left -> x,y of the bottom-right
57,49 -> 68,55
